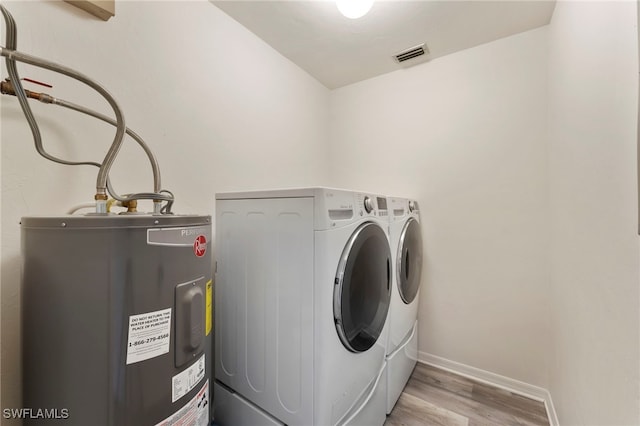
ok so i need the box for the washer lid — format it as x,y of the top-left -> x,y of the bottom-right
334,222 -> 391,353
397,218 -> 423,305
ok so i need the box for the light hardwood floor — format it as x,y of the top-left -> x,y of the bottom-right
385,363 -> 550,426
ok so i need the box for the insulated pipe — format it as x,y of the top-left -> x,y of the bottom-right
0,81 -> 162,194
0,46 -> 126,202
54,98 -> 161,194
67,203 -> 96,215
0,6 -> 111,189
0,4 -> 173,213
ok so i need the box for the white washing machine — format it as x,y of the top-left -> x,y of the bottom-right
214,188 -> 391,426
385,197 -> 423,414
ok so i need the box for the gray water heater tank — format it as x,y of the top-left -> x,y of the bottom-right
21,214 -> 213,426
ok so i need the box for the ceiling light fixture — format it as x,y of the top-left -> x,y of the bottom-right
336,0 -> 374,19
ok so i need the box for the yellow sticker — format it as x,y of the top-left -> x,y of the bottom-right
206,279 -> 213,336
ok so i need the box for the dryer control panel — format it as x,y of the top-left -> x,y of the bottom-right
354,193 -> 387,218
317,189 -> 388,230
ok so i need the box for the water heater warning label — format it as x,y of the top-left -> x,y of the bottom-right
155,380 -> 209,426
172,354 -> 205,402
126,308 -> 172,365
205,280 -> 212,336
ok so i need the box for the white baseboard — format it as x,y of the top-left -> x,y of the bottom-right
418,351 -> 560,426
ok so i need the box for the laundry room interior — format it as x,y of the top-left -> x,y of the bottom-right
0,0 -> 638,425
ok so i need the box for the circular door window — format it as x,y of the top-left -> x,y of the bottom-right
397,218 -> 423,304
334,222 -> 391,353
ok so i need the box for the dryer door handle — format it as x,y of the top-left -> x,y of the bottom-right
387,258 -> 390,291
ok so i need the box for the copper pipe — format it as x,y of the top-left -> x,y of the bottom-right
1,79 -> 52,103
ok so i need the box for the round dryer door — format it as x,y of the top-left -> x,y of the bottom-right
397,217 -> 423,304
334,222 -> 391,353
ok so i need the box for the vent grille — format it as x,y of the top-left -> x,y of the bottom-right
394,43 -> 428,63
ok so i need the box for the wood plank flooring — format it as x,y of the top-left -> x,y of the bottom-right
385,363 -> 550,426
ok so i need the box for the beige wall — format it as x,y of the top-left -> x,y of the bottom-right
328,27 -> 551,387
547,1 -> 640,424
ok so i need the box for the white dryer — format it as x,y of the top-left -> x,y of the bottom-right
214,188 -> 391,426
385,197 -> 423,414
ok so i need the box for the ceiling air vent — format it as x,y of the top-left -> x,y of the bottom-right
393,43 -> 429,67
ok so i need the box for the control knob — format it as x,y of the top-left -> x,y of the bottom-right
363,196 -> 374,213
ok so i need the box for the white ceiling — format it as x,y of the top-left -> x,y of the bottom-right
211,0 -> 556,89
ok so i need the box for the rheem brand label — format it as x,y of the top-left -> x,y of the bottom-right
193,235 -> 207,257
147,226 -> 211,258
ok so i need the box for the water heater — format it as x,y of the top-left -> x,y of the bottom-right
22,215 -> 212,426
1,4 -> 214,424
